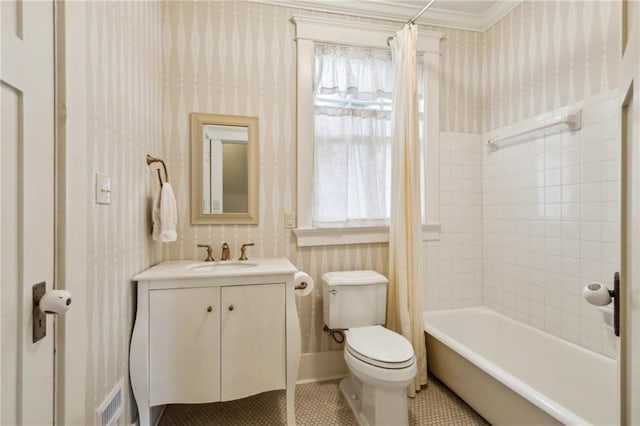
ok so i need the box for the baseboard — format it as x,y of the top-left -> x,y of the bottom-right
297,350 -> 348,384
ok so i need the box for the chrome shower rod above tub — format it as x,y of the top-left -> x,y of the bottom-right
386,0 -> 437,45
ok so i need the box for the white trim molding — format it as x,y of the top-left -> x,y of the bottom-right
291,15 -> 443,247
256,1 -> 522,32
294,224 -> 442,247
296,351 -> 348,384
291,15 -> 443,52
416,1 -> 522,32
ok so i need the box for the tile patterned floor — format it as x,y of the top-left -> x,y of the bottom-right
159,375 -> 489,425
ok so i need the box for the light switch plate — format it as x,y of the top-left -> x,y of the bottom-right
96,172 -> 111,205
285,211 -> 296,229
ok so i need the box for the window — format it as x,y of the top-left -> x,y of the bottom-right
313,45 -> 394,227
292,16 -> 443,246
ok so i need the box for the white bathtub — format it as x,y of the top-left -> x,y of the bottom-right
423,307 -> 617,425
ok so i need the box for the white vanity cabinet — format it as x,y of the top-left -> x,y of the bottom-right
130,259 -> 300,426
220,284 -> 286,400
149,286 -> 221,405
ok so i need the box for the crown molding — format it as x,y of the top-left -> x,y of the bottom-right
477,1 -> 524,31
250,0 -> 523,32
291,15 -> 444,53
413,1 -> 523,32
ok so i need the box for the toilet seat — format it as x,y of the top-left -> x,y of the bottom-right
346,325 -> 415,369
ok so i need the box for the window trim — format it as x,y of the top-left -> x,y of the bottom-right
291,15 -> 443,247
294,224 -> 442,247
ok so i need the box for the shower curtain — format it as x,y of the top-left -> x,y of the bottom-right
386,23 -> 427,396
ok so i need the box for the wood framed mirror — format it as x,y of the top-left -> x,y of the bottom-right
190,113 -> 259,224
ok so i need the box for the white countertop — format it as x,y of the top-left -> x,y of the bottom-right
133,258 -> 298,281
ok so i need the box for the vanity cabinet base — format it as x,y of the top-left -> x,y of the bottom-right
130,260 -> 300,426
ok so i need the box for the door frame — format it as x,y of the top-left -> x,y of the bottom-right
53,1 -> 90,424
53,1 -> 66,422
619,1 -> 640,423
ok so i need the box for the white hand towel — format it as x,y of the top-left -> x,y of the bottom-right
159,182 -> 178,242
151,186 -> 162,241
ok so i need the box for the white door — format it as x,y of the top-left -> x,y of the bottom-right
1,1 -> 55,424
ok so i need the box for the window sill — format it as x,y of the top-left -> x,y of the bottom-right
293,224 -> 441,247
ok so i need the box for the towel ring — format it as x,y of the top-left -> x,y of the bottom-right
146,154 -> 169,187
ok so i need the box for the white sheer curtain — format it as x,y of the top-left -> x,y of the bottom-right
386,24 -> 427,396
313,45 -> 394,227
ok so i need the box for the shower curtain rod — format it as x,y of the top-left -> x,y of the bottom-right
386,0 -> 437,46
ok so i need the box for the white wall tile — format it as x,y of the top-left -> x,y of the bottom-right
424,133 -> 483,310
483,95 -> 620,357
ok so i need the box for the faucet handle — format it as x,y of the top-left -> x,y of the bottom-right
238,243 -> 255,261
197,244 -> 215,262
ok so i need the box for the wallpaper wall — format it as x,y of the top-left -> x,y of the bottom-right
162,1 -> 297,262
161,1 -> 482,355
482,0 -> 621,132
70,0 -> 623,422
69,3 -> 481,422
437,27 -> 485,134
160,0 -> 622,356
82,1 -> 163,423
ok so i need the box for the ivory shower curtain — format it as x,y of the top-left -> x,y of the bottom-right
386,23 -> 427,395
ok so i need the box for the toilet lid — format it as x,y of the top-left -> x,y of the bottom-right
346,325 -> 415,369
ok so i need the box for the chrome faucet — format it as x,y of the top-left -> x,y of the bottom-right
197,244 -> 215,262
220,242 -> 231,260
238,243 -> 255,261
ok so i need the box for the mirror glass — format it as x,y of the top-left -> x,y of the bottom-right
191,113 -> 258,224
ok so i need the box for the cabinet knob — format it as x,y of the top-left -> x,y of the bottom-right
228,305 -> 234,311
207,305 -> 213,313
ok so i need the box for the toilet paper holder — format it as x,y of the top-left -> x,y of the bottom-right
583,272 -> 620,337
295,282 -> 308,290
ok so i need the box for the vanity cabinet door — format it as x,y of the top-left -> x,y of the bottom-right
149,287 -> 221,405
220,283 -> 286,401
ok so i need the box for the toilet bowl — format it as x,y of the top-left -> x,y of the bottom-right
339,325 -> 416,426
321,270 -> 417,425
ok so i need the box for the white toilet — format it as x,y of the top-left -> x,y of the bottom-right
322,270 -> 417,426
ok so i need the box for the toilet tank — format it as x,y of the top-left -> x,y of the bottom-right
322,270 -> 388,330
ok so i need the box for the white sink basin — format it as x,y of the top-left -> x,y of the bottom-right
186,261 -> 258,273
